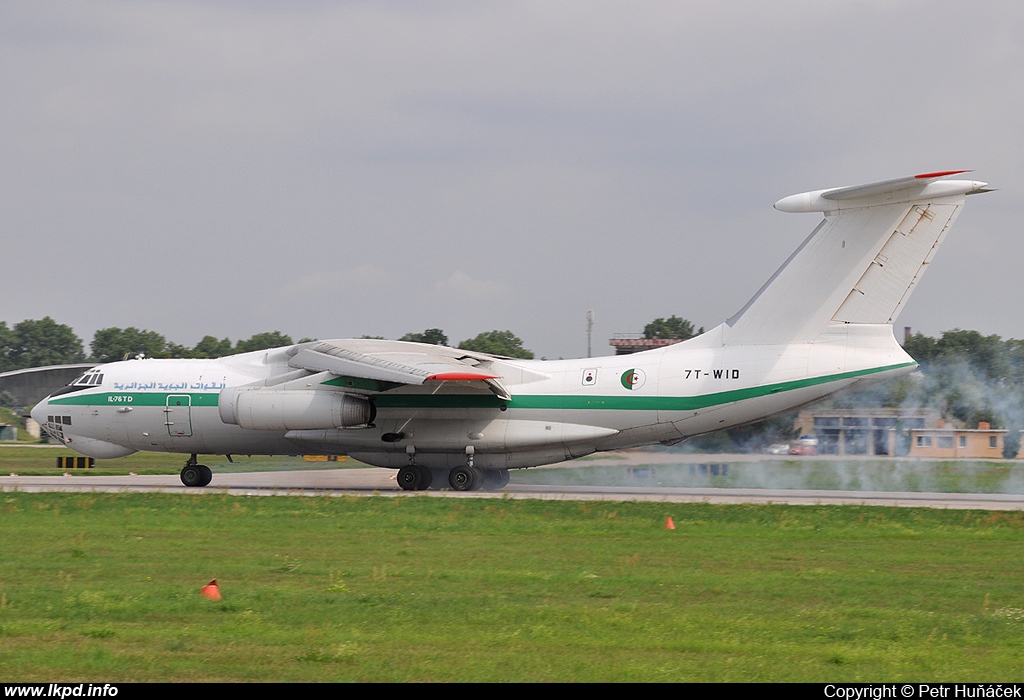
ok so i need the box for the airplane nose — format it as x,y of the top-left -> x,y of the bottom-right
30,397 -> 49,426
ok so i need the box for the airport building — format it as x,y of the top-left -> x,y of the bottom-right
907,422 -> 1016,459
0,364 -> 95,442
609,334 -> 684,355
0,363 -> 97,409
793,408 -> 1022,459
794,407 -> 942,456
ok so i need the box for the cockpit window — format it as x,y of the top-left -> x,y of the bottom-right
72,372 -> 103,386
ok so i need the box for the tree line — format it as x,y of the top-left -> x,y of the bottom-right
0,318 -> 300,371
0,318 -> 540,372
0,312 -> 712,372
838,329 -> 1024,434
397,329 -> 534,359
885,329 -> 1024,456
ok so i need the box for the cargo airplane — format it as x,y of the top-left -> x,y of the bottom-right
32,171 -> 991,490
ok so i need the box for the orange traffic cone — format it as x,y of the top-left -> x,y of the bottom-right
200,579 -> 222,600
665,516 -> 676,530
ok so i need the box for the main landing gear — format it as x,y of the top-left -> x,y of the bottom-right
447,465 -> 509,491
396,447 -> 509,492
450,446 -> 508,491
180,454 -> 212,487
396,464 -> 432,491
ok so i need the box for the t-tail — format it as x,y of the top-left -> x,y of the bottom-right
723,170 -> 991,346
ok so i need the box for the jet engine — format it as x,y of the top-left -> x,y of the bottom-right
218,388 -> 374,431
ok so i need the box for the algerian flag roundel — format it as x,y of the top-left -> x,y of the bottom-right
620,368 -> 646,390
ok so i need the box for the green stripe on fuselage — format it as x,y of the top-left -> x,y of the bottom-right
513,362 -> 914,411
49,392 -> 220,407
375,362 -> 916,411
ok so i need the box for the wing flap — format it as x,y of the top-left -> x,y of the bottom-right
288,341 -> 512,399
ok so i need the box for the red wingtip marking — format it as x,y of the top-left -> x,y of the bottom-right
915,170 -> 969,179
427,372 -> 500,381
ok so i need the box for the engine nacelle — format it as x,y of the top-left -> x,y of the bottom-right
219,388 -> 374,431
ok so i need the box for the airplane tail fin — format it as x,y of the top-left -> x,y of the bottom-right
723,171 -> 991,345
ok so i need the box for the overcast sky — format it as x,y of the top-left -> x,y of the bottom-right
2,1 -> 1021,359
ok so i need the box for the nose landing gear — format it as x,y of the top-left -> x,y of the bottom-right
180,455 -> 212,487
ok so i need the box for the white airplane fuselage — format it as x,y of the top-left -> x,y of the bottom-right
30,171 -> 990,488
33,323 -> 913,470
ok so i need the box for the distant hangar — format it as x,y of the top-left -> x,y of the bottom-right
0,364 -> 97,409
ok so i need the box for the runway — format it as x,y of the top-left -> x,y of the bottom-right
3,468 -> 1024,511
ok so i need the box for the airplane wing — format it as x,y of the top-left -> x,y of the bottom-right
285,340 -> 513,400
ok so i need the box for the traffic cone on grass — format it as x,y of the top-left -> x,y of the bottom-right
665,516 -> 676,530
200,579 -> 222,600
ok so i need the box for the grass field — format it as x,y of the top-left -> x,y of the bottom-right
1,492 -> 1023,681
0,446 -> 361,476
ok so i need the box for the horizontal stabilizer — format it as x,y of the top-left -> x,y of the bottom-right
726,171 -> 991,345
774,171 -> 989,213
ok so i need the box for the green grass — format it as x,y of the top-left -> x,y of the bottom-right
0,447 -> 365,475
1,493 -> 1023,681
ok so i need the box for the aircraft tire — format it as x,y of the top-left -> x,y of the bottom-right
416,466 -> 433,490
448,465 -> 480,491
482,468 -> 510,490
181,464 -> 205,488
197,465 -> 213,487
397,466 -> 422,491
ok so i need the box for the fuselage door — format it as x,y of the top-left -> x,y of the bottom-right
165,394 -> 193,437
